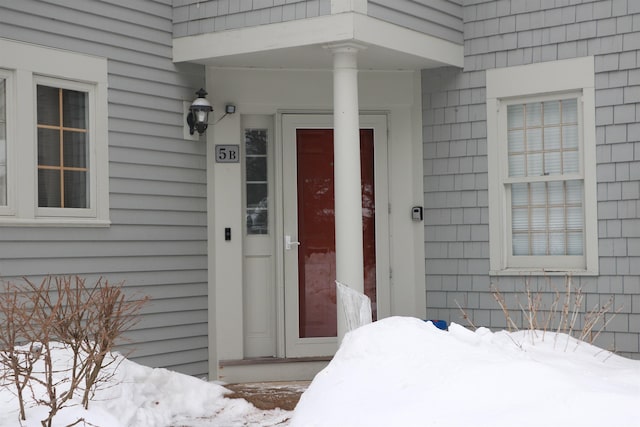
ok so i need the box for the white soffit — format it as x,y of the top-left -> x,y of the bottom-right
172,13 -> 464,70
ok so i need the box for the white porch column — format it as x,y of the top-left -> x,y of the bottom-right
330,43 -> 365,343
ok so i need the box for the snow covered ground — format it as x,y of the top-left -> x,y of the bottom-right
292,317 -> 640,427
0,345 -> 290,427
2,317 -> 639,426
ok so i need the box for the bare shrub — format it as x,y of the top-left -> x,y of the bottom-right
454,300 -> 476,330
0,283 -> 37,421
456,275 -> 623,351
0,276 -> 148,427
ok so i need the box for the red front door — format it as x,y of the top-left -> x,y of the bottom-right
295,128 -> 377,338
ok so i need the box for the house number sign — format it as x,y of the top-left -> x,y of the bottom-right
215,145 -> 240,163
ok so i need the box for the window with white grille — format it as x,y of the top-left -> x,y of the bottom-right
0,38 -> 109,225
487,57 -> 598,274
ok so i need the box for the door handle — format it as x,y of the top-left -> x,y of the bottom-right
285,235 -> 301,250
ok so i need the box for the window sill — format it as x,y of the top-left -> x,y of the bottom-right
0,218 -> 111,227
490,268 -> 598,277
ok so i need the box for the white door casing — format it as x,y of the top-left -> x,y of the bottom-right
242,115 -> 277,358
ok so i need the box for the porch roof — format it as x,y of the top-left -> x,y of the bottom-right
172,12 -> 463,71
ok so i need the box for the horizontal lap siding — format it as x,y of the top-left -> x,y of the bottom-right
423,0 -> 640,359
173,0 -> 332,37
368,0 -> 464,44
0,0 -> 209,376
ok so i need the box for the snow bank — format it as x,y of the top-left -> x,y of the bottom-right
4,317 -> 639,427
291,317 -> 640,427
0,345 -> 289,427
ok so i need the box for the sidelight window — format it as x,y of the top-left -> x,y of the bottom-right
245,128 -> 269,235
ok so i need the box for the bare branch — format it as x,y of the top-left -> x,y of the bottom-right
0,276 -> 148,425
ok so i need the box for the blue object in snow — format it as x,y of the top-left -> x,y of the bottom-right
425,319 -> 448,330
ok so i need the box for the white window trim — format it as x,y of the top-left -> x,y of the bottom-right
0,38 -> 109,227
0,67 -> 16,217
486,56 -> 598,276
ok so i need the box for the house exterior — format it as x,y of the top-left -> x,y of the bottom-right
0,0 -> 638,382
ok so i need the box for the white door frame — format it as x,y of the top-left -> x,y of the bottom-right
279,113 -> 390,358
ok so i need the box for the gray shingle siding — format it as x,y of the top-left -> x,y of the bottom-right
368,0 -> 464,44
172,0 -> 331,37
173,0 -> 465,44
0,0 -> 209,376
423,0 -> 640,357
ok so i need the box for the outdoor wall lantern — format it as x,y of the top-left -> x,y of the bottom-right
186,88 -> 213,135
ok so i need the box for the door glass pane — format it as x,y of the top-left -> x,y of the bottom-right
295,129 -> 377,338
296,129 -> 336,338
360,129 -> 376,322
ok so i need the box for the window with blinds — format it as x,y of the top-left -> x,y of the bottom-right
506,98 -> 584,257
486,56 -> 598,274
